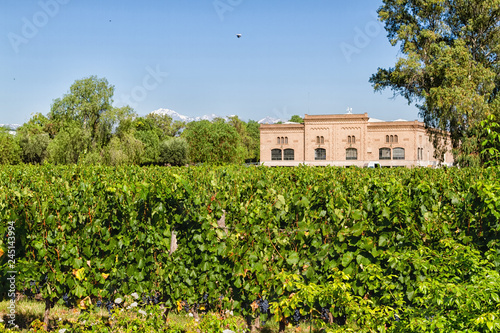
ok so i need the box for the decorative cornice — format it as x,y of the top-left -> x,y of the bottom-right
309,127 -> 329,131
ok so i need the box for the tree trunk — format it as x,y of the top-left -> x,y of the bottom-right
278,319 -> 286,333
43,298 -> 52,331
162,307 -> 170,322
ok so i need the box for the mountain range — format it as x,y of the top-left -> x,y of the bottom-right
151,108 -> 284,124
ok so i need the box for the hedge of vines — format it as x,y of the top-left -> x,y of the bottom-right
1,165 -> 500,331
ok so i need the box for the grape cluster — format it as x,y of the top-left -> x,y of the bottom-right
203,293 -> 208,301
141,293 -> 160,306
105,300 -> 114,315
96,300 -> 102,308
292,309 -> 301,325
320,307 -> 330,323
62,293 -> 69,306
258,298 -> 269,314
183,300 -> 189,312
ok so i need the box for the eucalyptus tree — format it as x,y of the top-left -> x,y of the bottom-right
370,0 -> 500,165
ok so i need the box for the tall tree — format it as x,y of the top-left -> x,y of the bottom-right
0,128 -> 20,164
49,76 -> 114,150
16,113 -> 51,164
182,119 -> 244,164
370,0 -> 500,165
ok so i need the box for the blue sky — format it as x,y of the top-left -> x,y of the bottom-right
1,0 -> 418,125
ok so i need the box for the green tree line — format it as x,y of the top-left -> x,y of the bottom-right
0,76 -> 262,166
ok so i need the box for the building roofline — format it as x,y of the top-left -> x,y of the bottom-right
260,123 -> 305,129
304,113 -> 369,121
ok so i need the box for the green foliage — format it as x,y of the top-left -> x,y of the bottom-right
49,76 -> 114,150
0,128 -> 20,165
106,133 -> 144,165
133,128 -> 160,164
371,0 -> 500,164
289,115 -> 304,123
2,166 -> 500,332
198,312 -> 246,333
159,138 -> 189,166
46,123 -> 90,164
480,115 -> 500,167
182,119 -> 245,164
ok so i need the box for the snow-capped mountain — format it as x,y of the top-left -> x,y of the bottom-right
257,116 -> 284,124
151,108 -> 286,124
151,109 -> 238,123
151,108 -> 225,123
151,109 -> 193,122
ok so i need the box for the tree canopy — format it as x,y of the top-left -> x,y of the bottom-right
370,0 -> 500,165
1,76 -> 262,166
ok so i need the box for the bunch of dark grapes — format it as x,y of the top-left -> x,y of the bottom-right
152,294 -> 159,305
105,300 -> 114,315
96,300 -> 102,308
292,309 -> 301,326
62,293 -> 69,306
258,299 -> 269,314
320,307 -> 330,323
203,294 -> 208,301
183,300 -> 189,312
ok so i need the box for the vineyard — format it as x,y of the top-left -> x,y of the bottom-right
1,165 -> 500,332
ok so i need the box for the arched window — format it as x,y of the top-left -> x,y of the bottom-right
281,137 -> 285,144
352,136 -> 356,144
277,137 -> 280,144
393,147 -> 405,160
285,137 -> 288,144
320,136 -> 324,144
390,135 -> 394,143
348,136 -> 351,144
394,135 -> 398,143
346,148 -> 357,160
379,148 -> 391,160
316,136 -> 320,144
386,135 -> 389,143
284,149 -> 294,160
271,149 -> 282,160
315,148 -> 326,160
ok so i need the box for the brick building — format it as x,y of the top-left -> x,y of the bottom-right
259,113 -> 454,167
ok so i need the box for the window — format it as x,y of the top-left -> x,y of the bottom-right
317,136 -> 324,144
393,148 -> 405,160
277,137 -> 280,144
284,149 -> 294,160
394,135 -> 398,143
285,137 -> 288,144
386,135 -> 389,143
346,148 -> 357,160
315,148 -> 326,160
418,148 -> 423,160
390,135 -> 394,143
281,137 -> 285,144
271,149 -> 282,160
320,136 -> 324,144
352,136 -> 356,144
316,136 -> 320,144
348,136 -> 351,144
379,148 -> 391,160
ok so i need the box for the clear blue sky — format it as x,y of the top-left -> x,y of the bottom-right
1,0 -> 418,125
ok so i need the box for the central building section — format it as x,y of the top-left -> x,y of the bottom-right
259,112 -> 454,167
303,114 -> 367,163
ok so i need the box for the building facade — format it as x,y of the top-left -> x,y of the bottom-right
260,113 -> 454,167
